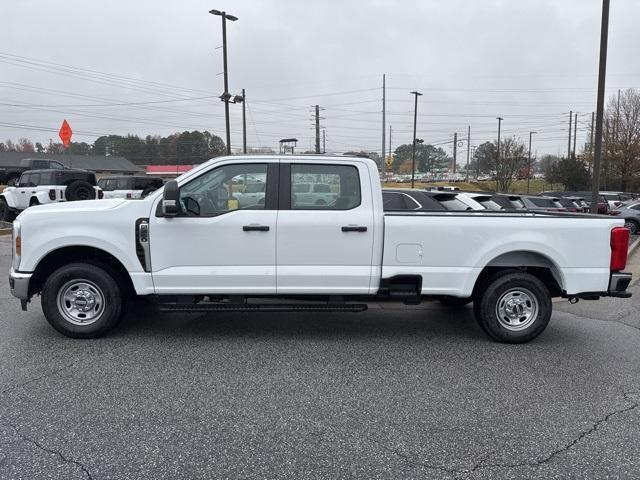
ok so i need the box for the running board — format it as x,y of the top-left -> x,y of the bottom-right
157,303 -> 368,313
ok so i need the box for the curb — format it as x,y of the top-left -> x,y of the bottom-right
629,237 -> 640,257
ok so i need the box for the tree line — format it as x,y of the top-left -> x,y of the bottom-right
0,131 -> 227,165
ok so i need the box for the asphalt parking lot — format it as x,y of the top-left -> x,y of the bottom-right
1,235 -> 639,480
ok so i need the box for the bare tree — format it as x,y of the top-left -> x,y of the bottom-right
603,89 -> 640,190
486,136 -> 527,192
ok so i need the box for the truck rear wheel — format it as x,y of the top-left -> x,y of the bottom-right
65,180 -> 96,201
41,263 -> 123,338
474,272 -> 551,343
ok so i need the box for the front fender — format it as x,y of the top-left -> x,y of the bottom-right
1,191 -> 18,209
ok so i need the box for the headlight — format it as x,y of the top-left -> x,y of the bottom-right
12,219 -> 21,271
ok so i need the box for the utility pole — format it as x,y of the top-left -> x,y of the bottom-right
496,117 -> 503,167
242,88 -> 247,154
209,9 -> 238,155
410,91 -> 422,188
573,112 -> 578,159
315,105 -> 320,154
388,125 -> 392,158
453,133 -> 458,175
322,129 -> 326,154
382,74 -> 386,162
527,131 -> 537,194
591,0 -> 609,214
568,110 -> 573,159
474,146 -> 479,180
466,126 -> 471,183
590,111 -> 595,169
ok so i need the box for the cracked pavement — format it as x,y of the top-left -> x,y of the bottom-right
1,236 -> 639,479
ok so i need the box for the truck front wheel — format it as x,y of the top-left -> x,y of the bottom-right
41,263 -> 123,338
474,272 -> 552,343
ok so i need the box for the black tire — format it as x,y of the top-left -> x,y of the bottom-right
473,272 -> 552,343
29,198 -> 40,207
624,219 -> 639,235
439,296 -> 473,307
41,263 -> 124,338
0,198 -> 15,222
65,180 -> 96,201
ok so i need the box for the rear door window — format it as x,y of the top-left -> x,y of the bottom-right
39,172 -> 54,185
290,164 -> 360,210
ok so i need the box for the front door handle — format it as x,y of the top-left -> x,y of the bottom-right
243,225 -> 270,232
341,226 -> 367,232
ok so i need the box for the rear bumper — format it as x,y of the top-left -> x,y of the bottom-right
608,272 -> 632,298
9,268 -> 32,300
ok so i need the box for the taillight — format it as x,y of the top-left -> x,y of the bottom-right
610,210 -> 622,216
610,227 -> 630,271
49,189 -> 56,200
126,193 -> 132,199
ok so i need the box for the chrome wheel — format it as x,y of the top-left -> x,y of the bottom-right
56,279 -> 105,326
496,288 -> 538,331
624,220 -> 638,235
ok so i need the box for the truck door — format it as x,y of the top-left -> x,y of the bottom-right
276,162 -> 375,294
149,161 -> 278,294
17,173 -> 37,209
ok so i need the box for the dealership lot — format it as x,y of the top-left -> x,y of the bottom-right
1,236 -> 639,479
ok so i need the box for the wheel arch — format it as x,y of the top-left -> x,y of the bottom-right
1,192 -> 18,209
472,250 -> 565,298
30,245 -> 136,298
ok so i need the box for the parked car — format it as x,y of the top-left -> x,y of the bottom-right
382,189 -> 446,211
9,156 -> 632,344
610,202 -> 640,234
522,196 -> 567,213
492,194 -> 527,210
97,176 -> 163,200
600,192 -> 625,210
0,169 -> 102,221
0,158 -> 65,186
564,196 -> 590,213
449,192 -> 485,210
291,182 -> 337,207
234,181 -> 266,208
541,191 -> 610,214
553,197 -> 581,213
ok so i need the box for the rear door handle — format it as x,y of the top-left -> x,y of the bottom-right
243,225 -> 270,232
341,226 -> 367,232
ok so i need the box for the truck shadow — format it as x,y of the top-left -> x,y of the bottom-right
115,301 -> 493,343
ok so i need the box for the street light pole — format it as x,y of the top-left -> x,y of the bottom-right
527,131 -> 537,194
496,117 -> 503,166
209,9 -> 238,155
242,88 -> 247,154
591,0 -> 609,213
410,91 -> 422,188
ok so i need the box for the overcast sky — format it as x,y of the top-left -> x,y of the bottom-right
1,0 -> 639,158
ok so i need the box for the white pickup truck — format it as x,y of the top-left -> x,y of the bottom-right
8,155 -> 632,343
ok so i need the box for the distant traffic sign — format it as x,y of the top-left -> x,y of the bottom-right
59,119 -> 72,147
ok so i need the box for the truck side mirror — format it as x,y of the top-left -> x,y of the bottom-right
162,180 -> 180,216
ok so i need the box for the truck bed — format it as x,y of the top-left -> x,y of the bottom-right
382,211 -> 622,297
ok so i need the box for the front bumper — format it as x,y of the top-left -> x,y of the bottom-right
608,272 -> 632,298
9,267 -> 32,300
